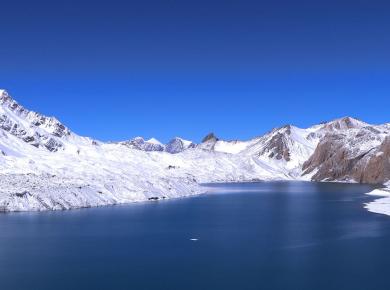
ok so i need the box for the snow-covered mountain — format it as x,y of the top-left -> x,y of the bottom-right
120,137 -> 165,152
165,137 -> 196,153
0,89 -> 70,152
120,136 -> 195,153
0,89 -> 389,212
302,117 -> 390,183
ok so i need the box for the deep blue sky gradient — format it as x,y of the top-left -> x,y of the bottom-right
1,0 -> 390,142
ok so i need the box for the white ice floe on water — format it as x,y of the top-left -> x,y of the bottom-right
365,187 -> 390,216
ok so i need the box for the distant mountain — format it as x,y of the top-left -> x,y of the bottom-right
0,89 -> 389,212
165,137 -> 196,154
120,136 -> 196,153
120,137 -> 165,152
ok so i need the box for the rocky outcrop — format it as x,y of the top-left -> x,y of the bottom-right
202,133 -> 218,143
165,137 -> 196,154
358,137 -> 390,183
302,133 -> 355,181
259,126 -> 292,161
198,133 -> 219,150
302,126 -> 390,183
121,137 -> 165,152
121,137 -> 196,154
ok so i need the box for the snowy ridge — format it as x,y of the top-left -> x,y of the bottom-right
120,136 -> 195,153
214,139 -> 255,154
0,89 -> 389,213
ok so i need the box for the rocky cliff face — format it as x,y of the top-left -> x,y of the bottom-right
302,122 -> 390,184
359,137 -> 390,183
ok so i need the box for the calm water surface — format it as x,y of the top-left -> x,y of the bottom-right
1,182 -> 390,290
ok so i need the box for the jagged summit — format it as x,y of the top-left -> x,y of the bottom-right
202,132 -> 219,143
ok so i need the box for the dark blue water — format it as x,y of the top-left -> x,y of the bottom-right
1,182 -> 390,290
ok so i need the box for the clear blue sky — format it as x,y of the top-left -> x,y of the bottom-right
1,0 -> 389,143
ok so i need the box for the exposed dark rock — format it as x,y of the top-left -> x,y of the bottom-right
165,137 -> 196,154
260,132 -> 291,161
23,136 -> 35,143
44,138 -> 63,152
202,133 -> 219,143
122,137 -> 165,152
197,133 -> 220,151
15,191 -> 29,197
358,137 -> 390,183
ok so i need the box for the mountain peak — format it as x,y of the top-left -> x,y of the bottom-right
0,89 -> 8,96
121,136 -> 165,152
165,137 -> 196,154
146,138 -> 163,145
321,116 -> 368,131
0,89 -> 15,105
202,133 -> 219,143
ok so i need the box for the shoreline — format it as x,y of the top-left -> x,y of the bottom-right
1,176 -> 383,213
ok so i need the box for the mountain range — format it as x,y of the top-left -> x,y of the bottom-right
0,89 -> 389,211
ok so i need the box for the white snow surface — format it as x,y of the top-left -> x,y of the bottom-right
214,140 -> 256,154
